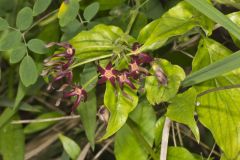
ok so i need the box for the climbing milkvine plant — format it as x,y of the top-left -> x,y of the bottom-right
1,0 -> 240,160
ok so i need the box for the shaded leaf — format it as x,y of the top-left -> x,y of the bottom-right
24,112 -> 62,134
0,17 -> 8,30
10,43 -> 26,64
83,2 -> 99,21
80,63 -> 98,92
77,89 -> 97,149
19,56 -> 38,87
16,7 -> 33,30
166,88 -> 199,141
59,134 -> 81,160
192,38 -> 240,159
0,30 -> 22,51
145,58 -> 185,105
114,98 -> 156,160
27,39 -> 48,54
61,19 -> 83,41
33,0 -> 52,16
58,0 -> 79,27
101,81 -> 138,140
167,147 -> 202,160
80,0 -> 125,11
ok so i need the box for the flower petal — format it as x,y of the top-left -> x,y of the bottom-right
98,76 -> 107,84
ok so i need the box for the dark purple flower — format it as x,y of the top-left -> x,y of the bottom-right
131,42 -> 153,64
63,85 -> 87,113
46,42 -> 75,59
117,71 -> 136,89
98,63 -> 118,87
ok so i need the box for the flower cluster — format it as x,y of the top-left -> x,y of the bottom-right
97,42 -> 153,90
42,42 -> 87,113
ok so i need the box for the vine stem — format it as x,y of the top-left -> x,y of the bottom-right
160,117 -> 171,160
127,118 -> 159,160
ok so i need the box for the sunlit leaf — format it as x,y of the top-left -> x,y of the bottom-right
166,88 -> 199,141
33,0 -> 52,16
154,116 -> 166,147
10,43 -> 26,64
167,147 -> 203,160
80,0 -> 126,11
100,81 -> 138,140
145,58 -> 185,105
59,134 -> 81,160
114,98 -> 156,160
83,2 -> 99,21
27,39 -> 48,54
228,12 -> 240,47
19,56 -> 38,87
193,38 -> 240,159
16,7 -> 33,30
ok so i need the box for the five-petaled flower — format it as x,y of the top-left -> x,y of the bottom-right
116,71 -> 136,89
98,63 -> 118,87
64,85 -> 87,113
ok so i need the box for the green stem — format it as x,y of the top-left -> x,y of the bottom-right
125,0 -> 140,35
127,118 -> 159,160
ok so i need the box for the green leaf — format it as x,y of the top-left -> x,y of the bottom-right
16,7 -> 33,30
58,0 -> 79,27
27,39 -> 48,54
14,82 -> 27,110
0,115 -> 25,160
0,30 -> 22,51
83,2 -> 99,21
145,58 -> 185,105
166,88 -> 199,141
192,38 -> 240,159
77,90 -> 97,149
154,116 -> 166,147
59,134 -> 81,160
80,63 -> 98,92
101,81 -> 138,140
10,44 -> 26,64
167,147 -> 202,160
24,112 -> 62,134
80,0 -> 125,11
114,99 -> 156,160
138,1 -> 214,51
61,19 -> 83,41
0,17 -> 8,31
19,56 -> 38,87
130,12 -> 147,38
33,0 -> 52,16
141,0 -> 164,19
185,0 -> 240,41
227,12 -> 240,47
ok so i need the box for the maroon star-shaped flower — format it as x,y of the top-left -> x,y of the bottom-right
117,71 -> 136,90
98,63 -> 118,87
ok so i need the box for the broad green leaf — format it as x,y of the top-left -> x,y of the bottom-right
10,44 -> 26,64
77,90 -> 97,149
138,1 -> 214,51
58,0 -> 79,27
192,38 -> 240,159
33,0 -> 52,16
166,88 -> 199,141
101,81 -> 138,140
154,116 -> 166,147
59,134 -> 81,160
80,0 -> 125,11
145,58 -> 185,105
16,7 -> 33,30
167,147 -> 202,160
24,112 -> 62,134
185,0 -> 240,41
27,39 -> 48,54
80,63 -> 98,92
141,0 -> 164,19
114,99 -> 156,160
215,0 -> 240,9
228,12 -> 240,47
0,30 -> 22,51
83,2 -> 99,21
19,56 -> 38,87
0,115 -> 25,160
0,17 -> 8,30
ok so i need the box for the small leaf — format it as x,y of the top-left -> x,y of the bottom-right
10,44 -> 26,64
166,88 -> 200,141
33,0 -> 52,16
27,39 -> 48,54
167,147 -> 203,160
145,58 -> 185,105
0,30 -> 22,51
154,116 -> 166,147
0,17 -> 8,31
58,0 -> 79,27
0,115 -> 25,160
19,56 -> 38,87
16,7 -> 33,31
83,2 -> 99,22
59,134 -> 81,160
24,112 -> 62,134
114,98 -> 156,160
101,81 -> 138,140
77,90 -> 97,149
80,63 -> 97,92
